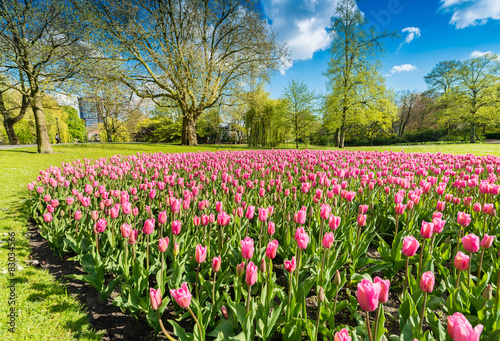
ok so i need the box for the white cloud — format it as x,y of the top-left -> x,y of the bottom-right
391,64 -> 417,73
262,0 -> 339,73
399,27 -> 421,48
470,50 -> 500,60
440,0 -> 500,29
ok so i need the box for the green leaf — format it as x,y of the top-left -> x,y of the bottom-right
168,319 -> 189,341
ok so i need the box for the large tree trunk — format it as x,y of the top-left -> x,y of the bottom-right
334,128 -> 340,147
295,115 -> 298,149
339,124 -> 345,148
470,122 -> 476,143
181,113 -> 198,146
32,92 -> 54,154
0,92 -> 28,145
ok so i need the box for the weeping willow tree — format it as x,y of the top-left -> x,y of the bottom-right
244,86 -> 288,147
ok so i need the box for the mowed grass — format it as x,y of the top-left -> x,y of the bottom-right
0,142 -> 499,341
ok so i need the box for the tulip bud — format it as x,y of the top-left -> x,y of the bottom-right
482,284 -> 493,301
334,270 -> 341,286
260,258 -> 266,273
221,305 -> 228,319
173,243 -> 180,257
236,262 -> 245,277
318,287 -> 325,303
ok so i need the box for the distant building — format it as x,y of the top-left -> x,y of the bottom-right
78,97 -> 101,141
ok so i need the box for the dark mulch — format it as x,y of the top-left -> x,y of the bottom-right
28,223 -> 162,341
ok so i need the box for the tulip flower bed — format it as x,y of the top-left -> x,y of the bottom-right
27,149 -> 500,341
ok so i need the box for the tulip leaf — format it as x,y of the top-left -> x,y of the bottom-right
168,319 -> 189,341
426,309 -> 446,341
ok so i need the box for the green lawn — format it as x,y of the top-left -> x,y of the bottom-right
1,142 -> 499,340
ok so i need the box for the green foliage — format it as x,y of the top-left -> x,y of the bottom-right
244,86 -> 288,148
134,117 -> 182,143
64,106 -> 87,142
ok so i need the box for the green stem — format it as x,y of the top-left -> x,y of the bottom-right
455,271 -> 462,289
418,239 -> 426,281
247,284 -> 252,314
212,272 -> 217,304
187,306 -> 204,341
287,274 -> 292,321
477,249 -> 485,282
315,300 -> 322,340
146,234 -> 150,273
331,285 -> 339,330
467,251 -> 473,287
403,256 -> 410,297
157,310 -> 177,341
366,311 -> 373,341
419,293 -> 427,336
373,303 -> 382,341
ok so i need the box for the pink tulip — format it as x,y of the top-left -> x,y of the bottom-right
334,329 -> 351,341
216,201 -> 223,213
463,197 -> 472,207
120,223 -> 131,238
294,227 -> 309,250
357,214 -> 367,227
143,218 -> 155,235
241,237 -> 255,259
265,240 -> 279,259
65,197 -> 74,206
320,204 -> 331,220
170,282 -> 192,308
472,203 -> 481,213
447,312 -> 483,341
91,210 -> 99,220
212,255 -> 221,272
43,212 -> 53,223
128,230 -> 139,245
329,215 -> 341,230
217,211 -> 231,226
193,215 -> 200,226
236,207 -> 244,218
171,199 -> 181,214
374,276 -> 390,303
245,261 -> 258,286
94,218 -> 107,233
419,271 -> 435,293
284,257 -> 296,273
462,233 -> 480,253
457,211 -> 471,227
258,207 -> 269,222
159,237 -> 169,253
420,220 -> 434,239
195,244 -> 207,263
395,203 -> 406,215
356,279 -> 381,312
171,220 -> 182,235
322,232 -> 334,249
245,205 -> 255,219
47,204 -> 54,213
482,203 -> 494,215
432,217 -> 446,233
358,204 -> 368,214
158,210 -> 167,224
480,234 -> 494,249
173,243 -> 180,256
454,251 -> 469,271
294,209 -> 307,224
267,221 -> 275,235
74,210 -> 82,220
436,201 -> 445,212
149,288 -> 162,310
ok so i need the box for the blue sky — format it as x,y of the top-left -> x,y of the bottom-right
262,0 -> 500,99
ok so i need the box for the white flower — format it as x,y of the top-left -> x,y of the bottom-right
32,260 -> 39,265
17,266 -> 23,270
2,270 -> 7,274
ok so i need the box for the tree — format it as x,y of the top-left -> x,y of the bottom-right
0,0 -> 91,153
64,106 -> 86,142
455,55 -> 500,143
425,56 -> 500,142
324,0 -> 397,148
0,85 -> 28,144
244,86 -> 288,148
397,90 -> 420,138
282,80 -> 317,148
79,0 -> 287,146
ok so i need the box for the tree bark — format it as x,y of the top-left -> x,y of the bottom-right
32,92 -> 54,154
339,124 -> 345,148
334,128 -> 340,148
470,122 -> 476,144
181,113 -> 198,146
0,92 -> 28,145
